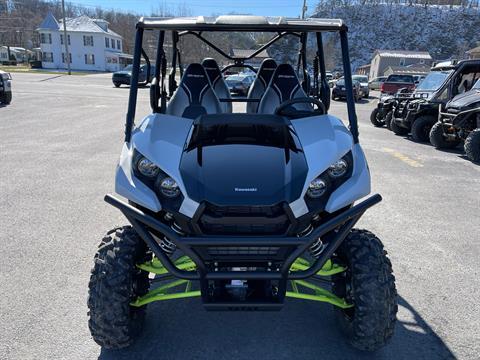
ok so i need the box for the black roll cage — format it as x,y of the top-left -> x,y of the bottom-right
124,18 -> 359,145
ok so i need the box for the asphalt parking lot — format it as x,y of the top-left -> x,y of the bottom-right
1,72 -> 479,360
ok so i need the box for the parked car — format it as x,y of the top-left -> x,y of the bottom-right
332,78 -> 362,101
112,64 -> 155,87
369,76 -> 387,90
0,69 -> 12,105
352,75 -> 369,98
380,74 -> 415,95
225,73 -> 255,95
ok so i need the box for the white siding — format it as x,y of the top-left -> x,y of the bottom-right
40,30 -> 122,71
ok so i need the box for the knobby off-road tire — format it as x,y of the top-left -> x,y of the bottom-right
88,226 -> 151,349
464,128 -> 480,163
0,91 -> 12,104
390,117 -> 409,136
429,122 -> 461,149
411,115 -> 436,143
370,108 -> 384,127
332,229 -> 397,351
385,111 -> 393,130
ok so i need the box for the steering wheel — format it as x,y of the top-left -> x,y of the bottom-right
274,97 -> 326,118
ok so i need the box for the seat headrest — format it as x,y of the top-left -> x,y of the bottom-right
201,58 -> 223,86
179,63 -> 212,105
256,58 -> 277,87
270,64 -> 302,102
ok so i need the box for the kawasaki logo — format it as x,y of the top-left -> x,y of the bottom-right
234,187 -> 258,192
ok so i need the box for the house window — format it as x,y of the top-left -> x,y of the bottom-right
42,52 -> 53,62
1,52 -> 7,59
40,33 -> 52,44
111,38 -> 115,49
105,37 -> 109,48
117,40 -> 121,50
83,35 -> 94,46
62,52 -> 72,63
420,59 -> 425,64
60,34 -> 71,45
400,58 -> 406,66
84,54 -> 95,65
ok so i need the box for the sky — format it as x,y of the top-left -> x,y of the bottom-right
70,0 -> 317,17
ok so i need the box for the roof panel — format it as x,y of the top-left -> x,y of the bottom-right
138,16 -> 346,32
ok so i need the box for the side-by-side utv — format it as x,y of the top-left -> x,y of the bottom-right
389,60 -> 480,142
430,78 -> 480,162
370,63 -> 455,131
87,15 -> 397,352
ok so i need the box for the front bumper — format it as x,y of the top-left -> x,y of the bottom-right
112,76 -> 131,85
440,107 -> 480,128
105,193 -> 381,307
332,88 -> 347,97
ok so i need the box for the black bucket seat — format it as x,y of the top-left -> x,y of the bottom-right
246,58 -> 277,113
166,63 -> 222,119
257,64 -> 312,115
201,58 -> 232,113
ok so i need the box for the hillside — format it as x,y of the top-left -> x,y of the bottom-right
313,2 -> 480,70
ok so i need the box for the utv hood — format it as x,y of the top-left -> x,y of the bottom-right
179,114 -> 308,206
446,89 -> 480,110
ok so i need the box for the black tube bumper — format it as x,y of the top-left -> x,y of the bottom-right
104,193 -> 382,282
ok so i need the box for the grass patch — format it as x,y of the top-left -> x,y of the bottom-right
0,65 -> 98,76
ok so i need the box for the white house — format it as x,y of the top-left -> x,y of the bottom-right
37,13 -> 132,72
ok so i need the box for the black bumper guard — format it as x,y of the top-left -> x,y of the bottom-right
104,193 -> 382,284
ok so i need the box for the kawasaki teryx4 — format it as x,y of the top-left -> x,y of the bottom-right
88,15 -> 397,352
430,78 -> 480,162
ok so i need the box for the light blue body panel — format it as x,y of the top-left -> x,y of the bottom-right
115,113 -> 198,215
115,113 -> 371,219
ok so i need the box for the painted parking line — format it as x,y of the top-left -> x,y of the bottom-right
39,75 -> 64,82
382,147 -> 423,168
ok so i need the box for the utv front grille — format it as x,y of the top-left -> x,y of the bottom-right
198,203 -> 290,235
207,246 -> 280,256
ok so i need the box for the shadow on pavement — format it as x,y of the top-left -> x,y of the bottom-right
98,295 -> 455,360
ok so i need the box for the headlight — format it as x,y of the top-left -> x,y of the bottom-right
158,177 -> 180,198
137,156 -> 160,177
306,153 -> 352,199
328,159 -> 348,178
307,176 -> 329,198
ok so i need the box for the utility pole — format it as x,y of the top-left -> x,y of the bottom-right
61,0 -> 71,75
301,0 -> 308,19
